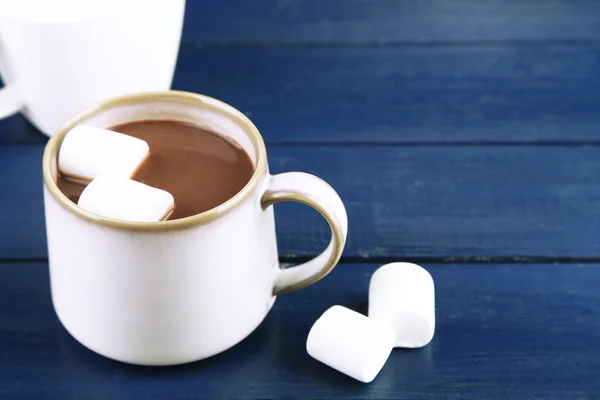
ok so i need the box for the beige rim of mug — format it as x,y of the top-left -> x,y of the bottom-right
42,90 -> 268,232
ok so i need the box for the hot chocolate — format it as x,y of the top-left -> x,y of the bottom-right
57,120 -> 255,220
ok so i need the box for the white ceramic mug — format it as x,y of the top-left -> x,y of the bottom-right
0,0 -> 184,136
42,91 -> 348,366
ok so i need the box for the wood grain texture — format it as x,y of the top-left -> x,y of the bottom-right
0,146 -> 47,258
173,45 -> 600,144
3,145 -> 600,261
0,115 -> 44,146
4,44 -> 600,145
1,261 -> 599,399
183,0 -> 600,43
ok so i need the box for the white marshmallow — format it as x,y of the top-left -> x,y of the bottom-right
78,176 -> 174,222
58,125 -> 149,182
306,305 -> 396,383
368,262 -> 435,348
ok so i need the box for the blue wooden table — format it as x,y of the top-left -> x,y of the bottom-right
2,1 -> 600,398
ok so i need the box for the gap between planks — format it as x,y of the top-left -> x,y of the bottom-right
5,256 -> 600,265
183,39 -> 600,49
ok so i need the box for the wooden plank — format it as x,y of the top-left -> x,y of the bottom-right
0,114 -> 48,146
1,262 -> 599,399
173,45 -> 600,144
183,0 -> 600,43
0,146 -> 47,258
4,44 -> 600,145
272,145 -> 600,260
3,144 -> 600,260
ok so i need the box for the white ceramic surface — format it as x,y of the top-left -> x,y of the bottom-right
0,0 -> 184,136
306,306 -> 396,383
42,91 -> 348,366
368,262 -> 435,348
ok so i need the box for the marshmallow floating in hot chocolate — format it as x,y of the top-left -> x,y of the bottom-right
58,125 -> 149,183
78,176 -> 174,222
306,305 -> 396,383
368,262 -> 435,348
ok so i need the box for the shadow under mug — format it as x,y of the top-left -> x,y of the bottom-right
42,91 -> 348,366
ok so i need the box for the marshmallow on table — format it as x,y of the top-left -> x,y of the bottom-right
306,305 -> 396,383
58,125 -> 149,183
78,176 -> 174,222
368,262 -> 435,348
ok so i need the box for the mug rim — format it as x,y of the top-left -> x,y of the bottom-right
42,90 -> 268,232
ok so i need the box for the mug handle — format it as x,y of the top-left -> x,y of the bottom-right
261,172 -> 348,295
0,84 -> 23,119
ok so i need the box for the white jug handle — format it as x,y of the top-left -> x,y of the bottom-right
261,172 -> 348,295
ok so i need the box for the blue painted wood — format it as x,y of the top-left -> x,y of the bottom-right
3,145 -> 600,260
0,146 -> 47,258
0,115 -> 46,146
4,44 -> 600,145
173,45 -> 600,144
183,0 -> 600,43
1,262 -> 599,399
